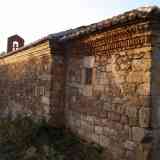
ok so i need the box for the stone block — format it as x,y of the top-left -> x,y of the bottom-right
43,105 -> 50,114
139,107 -> 150,128
39,74 -> 52,81
91,133 -> 100,144
101,118 -> 108,126
116,105 -> 126,114
132,127 -> 145,142
82,86 -> 92,96
83,56 -> 95,68
41,96 -> 50,105
112,146 -> 125,160
74,119 -> 81,128
112,97 -> 122,104
95,125 -> 103,135
132,59 -> 151,71
108,112 -> 121,122
98,76 -> 109,85
115,122 -> 123,131
129,117 -> 138,126
138,96 -> 151,107
124,140 -> 137,151
127,71 -> 150,83
106,65 -> 112,72
103,127 -> 117,137
103,127 -> 110,136
125,150 -> 136,160
99,135 -> 110,147
103,102 -> 112,112
121,83 -> 136,96
136,83 -> 150,96
122,125 -> 132,140
114,75 -> 126,84
121,115 -> 129,124
94,116 -> 103,125
125,106 -> 138,118
86,115 -> 94,123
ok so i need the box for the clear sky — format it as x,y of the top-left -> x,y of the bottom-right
0,0 -> 160,52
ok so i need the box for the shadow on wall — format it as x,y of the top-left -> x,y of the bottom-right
49,41 -> 66,127
0,49 -> 52,121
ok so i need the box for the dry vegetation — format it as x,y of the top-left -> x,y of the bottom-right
0,116 -> 105,160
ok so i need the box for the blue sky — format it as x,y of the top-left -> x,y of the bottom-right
0,0 -> 160,52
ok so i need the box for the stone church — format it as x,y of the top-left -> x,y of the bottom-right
0,5 -> 160,160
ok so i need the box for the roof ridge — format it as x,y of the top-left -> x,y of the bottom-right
49,5 -> 160,42
1,5 -> 160,58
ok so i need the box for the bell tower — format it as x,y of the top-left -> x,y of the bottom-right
7,35 -> 24,53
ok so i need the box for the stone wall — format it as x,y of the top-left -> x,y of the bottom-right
64,21 -> 152,160
49,41 -> 65,127
0,7 -> 159,160
0,40 -> 65,126
151,19 -> 160,160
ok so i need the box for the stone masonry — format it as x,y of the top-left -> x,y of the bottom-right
0,5 -> 160,160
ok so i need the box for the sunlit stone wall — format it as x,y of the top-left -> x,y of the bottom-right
64,21 -> 152,160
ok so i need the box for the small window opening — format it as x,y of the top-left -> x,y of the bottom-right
85,68 -> 93,85
12,41 -> 19,51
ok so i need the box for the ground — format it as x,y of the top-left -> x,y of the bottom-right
0,116 -> 105,160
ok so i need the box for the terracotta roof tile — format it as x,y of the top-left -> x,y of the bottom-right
50,5 -> 160,42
